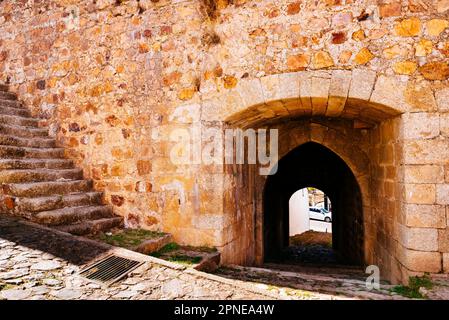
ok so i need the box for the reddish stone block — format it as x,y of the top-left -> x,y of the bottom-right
287,2 -> 301,15
4,197 -> 15,209
111,195 -> 125,207
137,160 -> 152,175
379,2 -> 402,18
331,31 -> 347,44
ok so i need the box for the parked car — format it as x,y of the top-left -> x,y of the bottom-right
309,207 -> 332,222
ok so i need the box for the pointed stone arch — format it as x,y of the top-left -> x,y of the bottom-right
263,141 -> 365,265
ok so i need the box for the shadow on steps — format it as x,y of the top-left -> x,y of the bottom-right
0,215 -> 111,266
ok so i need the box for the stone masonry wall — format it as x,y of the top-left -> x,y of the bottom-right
1,0 -> 449,282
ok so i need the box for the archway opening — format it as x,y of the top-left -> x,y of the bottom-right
263,142 -> 364,266
288,187 -> 334,264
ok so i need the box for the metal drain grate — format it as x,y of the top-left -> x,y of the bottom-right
79,254 -> 144,286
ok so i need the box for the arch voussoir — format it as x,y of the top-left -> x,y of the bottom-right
219,70 -> 405,128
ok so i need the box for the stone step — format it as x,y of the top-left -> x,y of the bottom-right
14,192 -> 104,213
0,168 -> 83,183
0,84 -> 8,91
0,105 -> 31,117
0,159 -> 74,170
0,145 -> 64,159
0,135 -> 56,148
1,179 -> 93,197
0,114 -> 39,127
55,217 -> 123,235
0,87 -> 120,236
33,205 -> 114,226
0,99 -> 23,109
0,91 -> 17,100
0,123 -> 48,138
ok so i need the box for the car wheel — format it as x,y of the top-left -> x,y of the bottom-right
325,217 -> 331,222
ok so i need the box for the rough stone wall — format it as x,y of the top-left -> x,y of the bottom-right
368,118 -> 403,282
1,0 -> 449,283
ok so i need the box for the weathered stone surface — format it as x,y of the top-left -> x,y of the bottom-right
440,251 -> 449,276
404,139 -> 449,165
287,54 -> 310,71
404,81 -> 437,112
178,88 -> 195,101
399,225 -> 438,251
310,74 -> 331,115
338,50 -> 352,63
404,165 -> 444,183
419,62 -> 449,80
440,113 -> 449,136
223,76 -> 238,89
161,279 -> 185,297
404,204 -> 446,229
1,289 -> 32,300
50,289 -> 83,299
399,247 -> 442,272
312,51 -> 334,69
415,39 -> 433,56
441,41 -> 449,57
287,2 -> 301,15
42,278 -> 62,286
437,228 -> 449,253
383,45 -> 406,59
379,2 -> 402,18
426,19 -> 449,37
393,61 -> 417,75
30,261 -> 62,271
437,0 -> 449,13
394,18 -> 421,37
402,113 -> 440,140
370,75 -> 407,112
332,12 -> 352,27
136,234 -> 173,254
327,70 -> 351,116
404,183 -> 436,204
435,88 -> 449,111
352,29 -> 365,41
0,269 -> 29,280
331,31 -> 347,44
436,184 -> 449,205
354,48 -> 374,65
348,69 -> 376,101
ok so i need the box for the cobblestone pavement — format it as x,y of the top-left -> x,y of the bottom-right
0,216 -> 338,300
214,265 -> 398,300
1,216 -> 448,300
281,244 -> 337,264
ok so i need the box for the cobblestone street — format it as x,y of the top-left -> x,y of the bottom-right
1,216 -> 449,300
0,216 -> 344,300
0,216 -> 271,300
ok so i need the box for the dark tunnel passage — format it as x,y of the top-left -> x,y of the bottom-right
263,142 -> 364,266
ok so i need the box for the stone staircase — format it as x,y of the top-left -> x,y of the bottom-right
0,83 -> 123,235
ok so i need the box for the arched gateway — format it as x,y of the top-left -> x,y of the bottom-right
263,142 -> 364,266
204,69 -> 440,284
